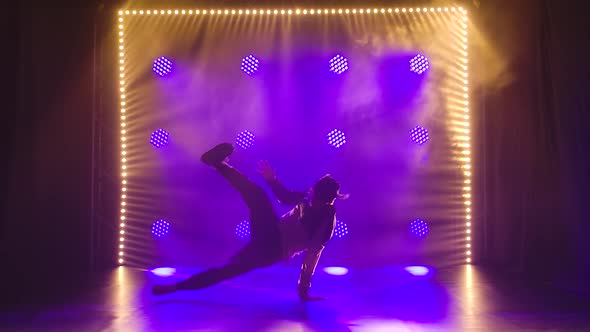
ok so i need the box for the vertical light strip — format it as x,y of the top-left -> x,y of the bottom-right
117,10 -> 127,265
460,8 -> 472,264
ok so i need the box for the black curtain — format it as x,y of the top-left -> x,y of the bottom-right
477,0 -> 590,291
1,6 -> 98,305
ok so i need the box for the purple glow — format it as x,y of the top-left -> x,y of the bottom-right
329,55 -> 349,75
241,55 -> 260,75
150,129 -> 170,148
410,218 -> 429,237
410,126 -> 430,145
334,220 -> 349,238
327,129 -> 346,148
236,130 -> 255,149
152,219 -> 171,238
151,267 -> 176,277
235,220 -> 251,239
323,266 -> 349,276
410,54 -> 430,74
404,265 -> 430,276
153,56 -> 173,77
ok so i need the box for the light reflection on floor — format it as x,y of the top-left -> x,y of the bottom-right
113,264 -> 453,331
2,265 -> 590,331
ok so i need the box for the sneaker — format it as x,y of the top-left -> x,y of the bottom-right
200,143 -> 234,167
152,284 -> 177,295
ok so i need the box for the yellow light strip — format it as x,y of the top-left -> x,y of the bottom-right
118,7 -> 466,16
117,11 -> 127,265
116,5 -> 472,266
461,11 -> 471,265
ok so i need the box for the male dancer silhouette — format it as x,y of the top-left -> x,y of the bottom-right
152,143 -> 347,300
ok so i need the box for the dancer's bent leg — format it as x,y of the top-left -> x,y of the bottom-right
216,164 -> 274,216
152,242 -> 279,295
175,261 -> 256,290
215,163 -> 279,241
201,143 -> 277,235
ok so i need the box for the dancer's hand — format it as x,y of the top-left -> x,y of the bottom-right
257,160 -> 276,181
299,289 -> 326,302
303,295 -> 326,301
298,284 -> 325,301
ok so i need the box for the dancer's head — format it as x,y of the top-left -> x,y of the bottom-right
312,174 -> 348,204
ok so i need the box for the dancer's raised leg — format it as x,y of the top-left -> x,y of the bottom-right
201,143 -> 279,240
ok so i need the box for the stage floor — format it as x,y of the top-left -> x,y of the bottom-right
2,265 -> 589,331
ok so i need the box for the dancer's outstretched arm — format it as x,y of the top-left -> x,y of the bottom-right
298,245 -> 324,300
257,160 -> 305,205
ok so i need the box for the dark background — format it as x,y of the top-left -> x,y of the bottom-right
2,0 -> 589,305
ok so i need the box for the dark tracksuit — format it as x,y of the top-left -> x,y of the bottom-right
175,164 -> 336,295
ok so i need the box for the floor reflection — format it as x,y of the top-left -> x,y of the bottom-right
2,264 -> 589,331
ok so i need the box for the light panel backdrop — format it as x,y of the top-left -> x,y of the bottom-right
115,7 -> 472,269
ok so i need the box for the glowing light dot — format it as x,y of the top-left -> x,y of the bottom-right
236,130 -> 255,149
152,56 -> 173,77
150,129 -> 170,148
410,126 -> 430,145
241,54 -> 260,75
409,54 -> 430,74
327,129 -> 347,148
410,219 -> 429,237
329,54 -> 349,75
334,220 -> 349,238
323,267 -> 349,275
235,220 -> 251,239
151,267 -> 176,277
152,219 -> 171,238
405,266 -> 430,276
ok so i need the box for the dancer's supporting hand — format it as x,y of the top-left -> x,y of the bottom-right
299,291 -> 326,302
257,160 -> 276,181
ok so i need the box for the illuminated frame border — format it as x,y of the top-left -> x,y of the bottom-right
116,6 -> 472,265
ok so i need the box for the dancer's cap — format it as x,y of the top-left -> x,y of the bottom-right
313,174 -> 349,201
